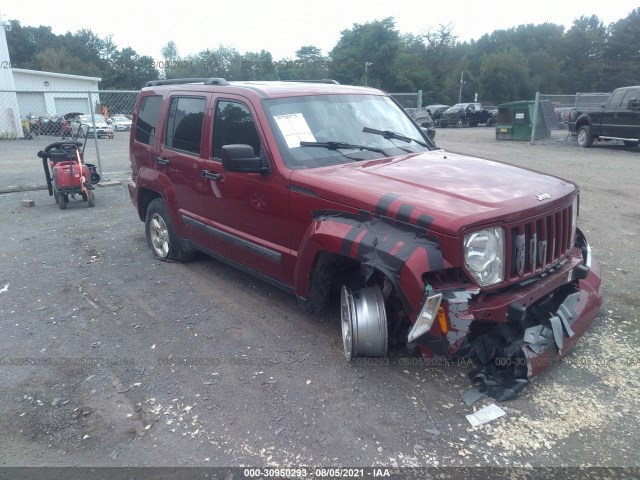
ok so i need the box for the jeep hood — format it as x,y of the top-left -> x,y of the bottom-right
290,150 -> 577,235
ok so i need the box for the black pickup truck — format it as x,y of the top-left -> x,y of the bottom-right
439,103 -> 494,127
570,86 -> 640,148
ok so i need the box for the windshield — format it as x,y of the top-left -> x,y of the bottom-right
264,94 -> 435,169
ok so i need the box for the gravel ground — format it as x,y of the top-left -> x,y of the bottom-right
0,127 -> 638,470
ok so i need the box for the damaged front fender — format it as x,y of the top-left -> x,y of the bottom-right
294,210 -> 448,314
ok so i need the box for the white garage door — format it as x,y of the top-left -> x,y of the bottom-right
54,97 -> 90,116
17,93 -> 47,116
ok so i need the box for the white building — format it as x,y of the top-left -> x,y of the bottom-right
0,11 -> 101,137
12,68 -> 101,116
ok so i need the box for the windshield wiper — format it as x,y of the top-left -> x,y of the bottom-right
362,126 -> 429,148
299,141 -> 388,155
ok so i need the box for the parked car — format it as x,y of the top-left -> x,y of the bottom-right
25,114 -> 41,134
37,116 -> 57,135
71,114 -> 113,138
440,103 -> 493,127
108,115 -> 133,131
484,106 -> 498,127
405,107 -> 436,141
128,78 -> 601,399
63,112 -> 84,124
36,116 -> 73,137
554,106 -> 574,123
425,104 -> 450,125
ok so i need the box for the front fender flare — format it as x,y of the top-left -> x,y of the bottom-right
294,211 -> 446,319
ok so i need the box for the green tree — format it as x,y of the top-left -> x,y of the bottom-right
394,34 -> 435,94
101,47 -> 158,89
421,24 -> 458,87
5,21 -> 40,67
295,45 -> 329,79
329,17 -> 402,90
528,49 -> 565,94
161,41 -> 179,64
242,50 -> 278,80
561,15 -> 608,91
478,48 -> 532,103
604,8 -> 640,88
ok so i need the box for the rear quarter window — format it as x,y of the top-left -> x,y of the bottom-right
135,95 -> 162,146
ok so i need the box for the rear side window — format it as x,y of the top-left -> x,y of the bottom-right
165,96 -> 206,155
621,89 -> 640,111
607,89 -> 626,109
135,95 -> 162,146
212,101 -> 261,159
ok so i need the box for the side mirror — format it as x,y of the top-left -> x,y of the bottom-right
221,144 -> 267,174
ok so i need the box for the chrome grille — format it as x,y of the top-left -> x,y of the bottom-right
506,205 -> 574,281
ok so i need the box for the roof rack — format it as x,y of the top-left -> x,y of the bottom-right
145,78 -> 229,87
280,79 -> 340,85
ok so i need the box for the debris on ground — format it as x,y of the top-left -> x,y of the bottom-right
466,404 -> 507,427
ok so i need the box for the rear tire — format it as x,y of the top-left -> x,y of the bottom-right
58,192 -> 67,210
87,190 -> 95,207
577,125 -> 594,148
145,198 -> 195,262
623,140 -> 639,148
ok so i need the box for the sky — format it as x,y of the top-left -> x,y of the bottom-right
1,0 -> 638,61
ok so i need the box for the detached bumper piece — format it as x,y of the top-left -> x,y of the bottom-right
461,256 -> 602,401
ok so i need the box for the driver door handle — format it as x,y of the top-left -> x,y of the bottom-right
155,156 -> 170,165
201,170 -> 222,181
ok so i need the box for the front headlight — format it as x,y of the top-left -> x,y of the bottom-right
464,227 -> 505,286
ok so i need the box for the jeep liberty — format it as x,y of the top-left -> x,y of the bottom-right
128,78 -> 602,398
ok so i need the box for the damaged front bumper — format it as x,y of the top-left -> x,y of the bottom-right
415,230 -> 602,400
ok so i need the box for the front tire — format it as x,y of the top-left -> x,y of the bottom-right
577,125 -> 594,148
341,285 -> 388,360
623,140 -> 639,148
145,198 -> 195,262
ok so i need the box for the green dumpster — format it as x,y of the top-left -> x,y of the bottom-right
495,100 -> 550,141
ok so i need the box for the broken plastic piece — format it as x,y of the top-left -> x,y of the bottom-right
549,315 -> 564,352
523,324 -> 553,345
462,387 -> 486,406
557,304 -> 575,338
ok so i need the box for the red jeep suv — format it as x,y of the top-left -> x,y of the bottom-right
128,78 -> 602,399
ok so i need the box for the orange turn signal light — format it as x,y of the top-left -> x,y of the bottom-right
437,306 -> 448,334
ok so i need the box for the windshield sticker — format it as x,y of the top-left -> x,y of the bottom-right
274,113 -> 316,148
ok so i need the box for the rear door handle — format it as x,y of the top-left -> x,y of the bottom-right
155,156 -> 170,165
201,170 -> 222,181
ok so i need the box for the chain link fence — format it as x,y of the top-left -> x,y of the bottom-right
1,88 -> 424,191
0,90 -> 137,191
389,91 -> 423,110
